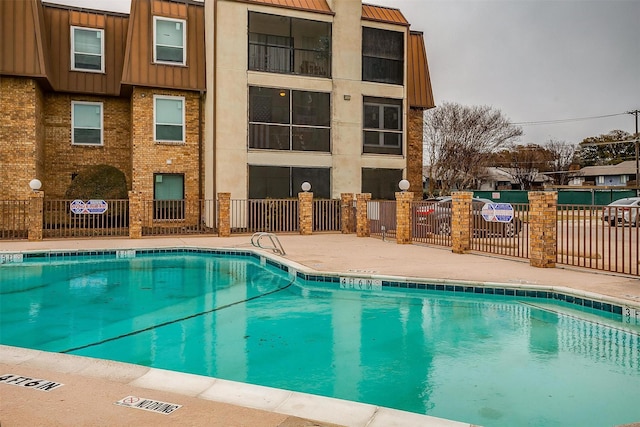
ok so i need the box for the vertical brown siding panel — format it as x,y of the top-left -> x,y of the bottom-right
188,7 -> 198,89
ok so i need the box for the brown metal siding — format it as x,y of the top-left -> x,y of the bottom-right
121,0 -> 205,91
362,4 -> 408,26
42,5 -> 128,96
238,0 -> 333,14
407,31 -> 434,109
0,0 -> 48,78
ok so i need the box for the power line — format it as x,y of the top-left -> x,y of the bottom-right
511,112 -> 627,126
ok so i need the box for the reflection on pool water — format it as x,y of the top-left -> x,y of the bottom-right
1,250 -> 639,427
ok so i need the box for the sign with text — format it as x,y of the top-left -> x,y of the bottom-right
481,203 -> 514,223
0,374 -> 64,392
115,396 -> 181,415
340,277 -> 382,291
70,199 -> 108,214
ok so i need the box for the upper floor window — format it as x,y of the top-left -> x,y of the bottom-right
72,101 -> 103,145
363,97 -> 402,155
154,95 -> 185,143
249,86 -> 330,152
248,12 -> 331,78
71,27 -> 104,72
154,17 -> 186,65
362,27 -> 404,85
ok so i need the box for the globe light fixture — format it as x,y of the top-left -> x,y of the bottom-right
398,179 -> 410,191
301,182 -> 311,192
29,179 -> 42,192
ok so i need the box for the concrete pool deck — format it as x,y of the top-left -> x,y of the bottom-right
1,234 -> 639,427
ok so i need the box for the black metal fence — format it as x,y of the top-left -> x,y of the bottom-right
0,200 -> 29,240
43,199 -> 129,238
557,204 -> 639,276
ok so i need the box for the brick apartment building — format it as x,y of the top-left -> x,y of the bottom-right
1,0 -> 434,209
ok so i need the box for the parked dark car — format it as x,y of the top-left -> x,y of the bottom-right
416,196 -> 522,237
602,197 -> 640,226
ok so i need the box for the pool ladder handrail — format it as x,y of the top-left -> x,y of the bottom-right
251,232 -> 286,256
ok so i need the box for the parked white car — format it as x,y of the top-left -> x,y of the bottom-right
602,197 -> 640,226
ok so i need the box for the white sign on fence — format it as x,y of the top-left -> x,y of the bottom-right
69,199 -> 108,214
481,203 -> 514,223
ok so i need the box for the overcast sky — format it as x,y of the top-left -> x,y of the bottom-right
48,0 -> 640,146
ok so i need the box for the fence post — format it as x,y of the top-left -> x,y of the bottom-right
451,191 -> 472,254
128,191 -> 142,239
356,193 -> 371,237
528,191 -> 557,268
217,192 -> 231,237
28,191 -> 44,241
340,193 -> 354,234
395,190 -> 414,244
298,191 -> 313,235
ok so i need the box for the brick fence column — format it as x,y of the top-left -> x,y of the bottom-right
451,191 -> 472,254
298,191 -> 313,235
340,193 -> 354,234
217,192 -> 231,237
395,191 -> 414,244
128,191 -> 142,239
356,193 -> 371,237
28,191 -> 44,241
528,191 -> 558,268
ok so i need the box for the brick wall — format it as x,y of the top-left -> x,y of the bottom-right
131,87 -> 201,199
451,191 -> 472,254
395,191 -> 413,243
356,193 -> 371,237
0,77 -> 44,200
407,108 -> 424,200
41,93 -> 132,199
528,191 -> 557,268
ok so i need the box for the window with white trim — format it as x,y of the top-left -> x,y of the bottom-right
72,101 -> 103,145
71,26 -> 104,72
154,17 -> 186,65
154,95 -> 185,143
363,97 -> 402,155
597,176 -> 605,184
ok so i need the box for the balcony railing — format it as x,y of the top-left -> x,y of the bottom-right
249,43 -> 330,78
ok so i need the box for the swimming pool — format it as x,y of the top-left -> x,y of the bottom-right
1,248 -> 639,427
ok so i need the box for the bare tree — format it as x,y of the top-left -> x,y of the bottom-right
498,144 -> 550,190
423,103 -> 522,194
544,139 -> 576,185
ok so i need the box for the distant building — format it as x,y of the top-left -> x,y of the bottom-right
478,167 -> 550,191
569,161 -> 638,187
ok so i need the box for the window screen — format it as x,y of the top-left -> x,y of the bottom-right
362,168 -> 403,200
249,166 -> 331,199
249,87 -> 330,152
362,27 -> 403,85
155,96 -> 184,142
72,27 -> 103,71
72,102 -> 102,145
155,17 -> 185,64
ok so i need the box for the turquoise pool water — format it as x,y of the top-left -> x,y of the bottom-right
1,250 -> 639,427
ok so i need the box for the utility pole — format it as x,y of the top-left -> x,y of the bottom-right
629,109 -> 640,196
